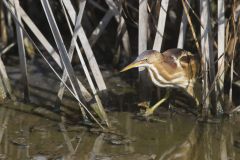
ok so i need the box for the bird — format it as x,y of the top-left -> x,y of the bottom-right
121,48 -> 201,116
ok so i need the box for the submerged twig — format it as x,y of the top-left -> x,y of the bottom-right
0,109 -> 11,144
59,122 -> 75,154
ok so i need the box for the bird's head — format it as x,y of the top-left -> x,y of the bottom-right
120,50 -> 160,72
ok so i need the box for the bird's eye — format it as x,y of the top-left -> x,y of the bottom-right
180,55 -> 191,63
144,58 -> 149,63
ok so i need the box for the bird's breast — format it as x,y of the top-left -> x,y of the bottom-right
147,64 -> 193,88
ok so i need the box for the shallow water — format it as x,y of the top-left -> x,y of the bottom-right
0,102 -> 240,160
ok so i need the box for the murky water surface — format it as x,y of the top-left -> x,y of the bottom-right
0,102 -> 240,160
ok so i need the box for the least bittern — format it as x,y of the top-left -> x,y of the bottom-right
121,48 -> 201,116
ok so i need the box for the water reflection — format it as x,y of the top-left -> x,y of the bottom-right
159,120 -> 239,160
0,103 -> 239,160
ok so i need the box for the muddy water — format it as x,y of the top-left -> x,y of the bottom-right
0,102 -> 239,160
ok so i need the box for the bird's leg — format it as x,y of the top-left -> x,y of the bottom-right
144,89 -> 170,116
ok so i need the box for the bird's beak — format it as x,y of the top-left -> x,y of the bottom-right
120,61 -> 143,72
